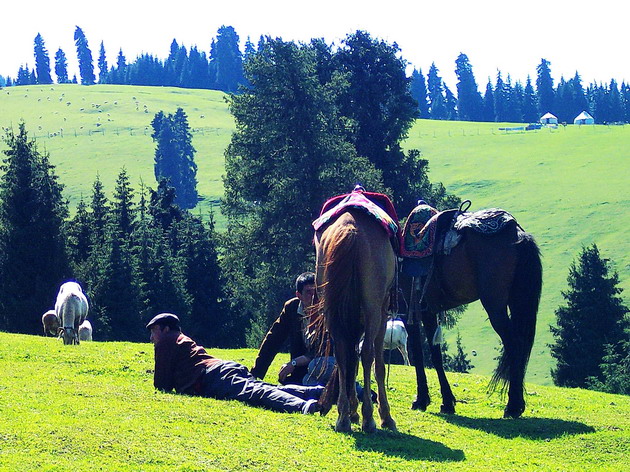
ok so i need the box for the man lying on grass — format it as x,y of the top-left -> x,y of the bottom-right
147,313 -> 322,414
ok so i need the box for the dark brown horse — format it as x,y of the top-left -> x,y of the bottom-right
315,209 -> 397,433
402,219 -> 542,418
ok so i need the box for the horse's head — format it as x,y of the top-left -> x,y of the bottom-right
60,327 -> 78,345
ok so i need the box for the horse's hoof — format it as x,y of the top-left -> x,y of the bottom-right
362,418 -> 377,434
440,404 -> 456,414
335,417 -> 352,433
381,418 -> 398,432
503,407 -> 524,419
350,412 -> 360,424
411,398 -> 429,411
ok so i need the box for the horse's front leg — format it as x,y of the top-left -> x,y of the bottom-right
422,312 -> 456,414
405,321 -> 431,410
360,333 -> 377,433
373,321 -> 397,431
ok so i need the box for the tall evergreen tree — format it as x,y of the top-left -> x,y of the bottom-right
112,168 -> 136,240
444,84 -> 458,120
333,30 -> 422,213
222,38 -> 383,345
522,76 -> 538,122
209,25 -> 244,92
410,68 -> 430,118
550,244 -> 629,388
54,48 -> 69,84
74,26 -> 96,85
34,33 -> 53,85
427,62 -> 447,119
98,41 -> 108,83
536,58 -> 555,116
0,124 -> 69,333
494,71 -> 509,121
151,108 -> 198,209
454,53 -> 483,121
445,331 -> 474,373
16,65 -> 32,86
482,79 -> 495,122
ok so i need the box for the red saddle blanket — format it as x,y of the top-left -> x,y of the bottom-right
313,189 -> 401,248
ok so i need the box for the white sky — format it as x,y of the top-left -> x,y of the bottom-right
1,0 -> 627,89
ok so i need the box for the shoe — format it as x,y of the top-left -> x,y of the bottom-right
303,399 -> 322,415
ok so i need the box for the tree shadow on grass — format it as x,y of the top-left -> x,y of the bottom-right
350,428 -> 465,462
434,414 -> 595,440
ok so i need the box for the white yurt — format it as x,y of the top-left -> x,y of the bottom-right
573,111 -> 595,125
540,112 -> 558,125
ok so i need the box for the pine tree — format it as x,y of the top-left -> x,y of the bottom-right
455,53 -> 483,121
98,41 -> 108,83
445,331 -> 474,373
209,25 -> 244,92
410,68 -> 430,118
223,38 -> 383,344
16,65 -> 31,86
427,63 -> 447,119
550,244 -> 628,388
494,71 -> 509,121
74,26 -> 96,85
444,84 -> 458,120
0,124 -> 69,333
112,168 -> 136,239
66,197 -> 91,279
522,76 -> 538,123
54,48 -> 69,84
151,108 -> 198,209
536,58 -> 555,116
482,79 -> 495,122
34,33 -> 53,85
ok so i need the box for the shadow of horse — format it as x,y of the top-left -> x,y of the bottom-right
348,428 -> 465,462
432,414 -> 595,440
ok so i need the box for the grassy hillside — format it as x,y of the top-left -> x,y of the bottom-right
402,120 -> 630,385
0,84 -> 234,223
0,332 -> 627,471
1,84 -> 628,385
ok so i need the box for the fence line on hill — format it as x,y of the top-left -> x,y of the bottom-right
26,126 -> 230,141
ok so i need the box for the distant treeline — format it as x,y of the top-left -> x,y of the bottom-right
2,26 -> 629,126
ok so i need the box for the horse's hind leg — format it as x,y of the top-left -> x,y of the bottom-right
372,319 -> 397,431
334,338 -> 355,433
422,310 -> 456,414
481,295 -> 525,418
360,331 -> 378,433
405,320 -> 431,410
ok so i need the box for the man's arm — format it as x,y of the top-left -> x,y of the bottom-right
153,339 -> 176,392
250,300 -> 295,379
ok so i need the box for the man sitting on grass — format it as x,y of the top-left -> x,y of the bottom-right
147,313 -> 322,414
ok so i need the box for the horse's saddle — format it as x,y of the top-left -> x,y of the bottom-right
401,201 -> 516,276
313,187 -> 401,251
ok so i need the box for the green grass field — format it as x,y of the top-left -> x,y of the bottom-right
0,84 -> 234,223
1,84 -> 628,386
0,332 -> 628,471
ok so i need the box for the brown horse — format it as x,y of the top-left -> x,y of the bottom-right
315,209 -> 397,433
402,219 -> 542,418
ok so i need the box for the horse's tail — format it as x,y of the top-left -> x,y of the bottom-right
321,220 -> 363,346
318,217 -> 363,407
490,230 -> 542,394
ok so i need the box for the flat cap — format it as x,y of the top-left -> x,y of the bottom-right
146,313 -> 180,330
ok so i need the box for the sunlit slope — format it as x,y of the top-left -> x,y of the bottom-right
403,120 -> 629,384
1,85 -> 628,385
0,84 -> 233,219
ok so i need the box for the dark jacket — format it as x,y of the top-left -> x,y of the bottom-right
250,297 -> 309,384
153,331 -> 221,394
